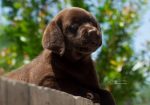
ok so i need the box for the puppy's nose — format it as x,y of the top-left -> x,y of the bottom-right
87,28 -> 101,39
84,28 -> 102,46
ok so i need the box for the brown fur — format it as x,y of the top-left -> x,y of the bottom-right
5,7 -> 116,105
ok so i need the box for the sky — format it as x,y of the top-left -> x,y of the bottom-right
133,1 -> 150,53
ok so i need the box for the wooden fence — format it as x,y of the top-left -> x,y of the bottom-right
0,77 -> 96,105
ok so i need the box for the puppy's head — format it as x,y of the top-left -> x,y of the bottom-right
42,7 -> 102,56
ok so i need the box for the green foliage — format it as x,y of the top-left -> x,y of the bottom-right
0,0 -> 149,105
0,0 -> 61,70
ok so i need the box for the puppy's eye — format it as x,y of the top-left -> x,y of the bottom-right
69,24 -> 78,33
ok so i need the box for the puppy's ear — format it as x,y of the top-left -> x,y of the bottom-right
42,20 -> 65,56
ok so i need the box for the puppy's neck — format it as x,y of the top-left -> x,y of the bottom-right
63,49 -> 91,63
50,51 -> 100,89
42,49 -> 90,64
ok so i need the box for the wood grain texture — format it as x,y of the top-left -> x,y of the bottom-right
6,78 -> 29,105
0,77 -> 7,105
0,78 -> 94,105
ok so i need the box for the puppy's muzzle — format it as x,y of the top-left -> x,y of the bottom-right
87,28 -> 101,46
81,26 -> 102,47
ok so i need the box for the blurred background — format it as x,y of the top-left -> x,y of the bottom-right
0,0 -> 150,105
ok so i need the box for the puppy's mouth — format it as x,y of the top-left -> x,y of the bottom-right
75,45 -> 98,54
73,39 -> 101,54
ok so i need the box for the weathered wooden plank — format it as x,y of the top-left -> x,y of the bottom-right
29,84 -> 52,105
6,79 -> 29,105
0,77 -> 7,105
74,96 -> 94,105
51,90 -> 75,105
0,78 -> 95,105
30,84 -> 75,105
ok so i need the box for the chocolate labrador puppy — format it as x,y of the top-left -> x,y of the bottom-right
6,7 -> 116,105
